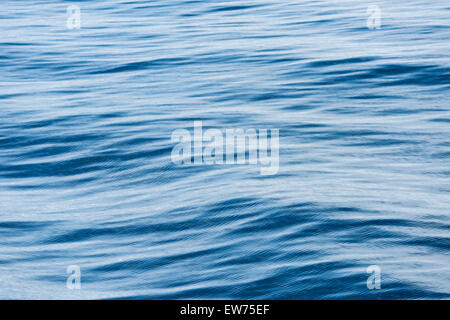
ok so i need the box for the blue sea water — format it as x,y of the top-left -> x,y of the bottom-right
0,0 -> 449,299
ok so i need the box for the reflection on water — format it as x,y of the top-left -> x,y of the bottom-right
0,0 -> 449,299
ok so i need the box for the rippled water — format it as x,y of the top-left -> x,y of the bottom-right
1,0 -> 449,299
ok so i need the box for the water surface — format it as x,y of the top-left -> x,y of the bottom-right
0,0 -> 449,299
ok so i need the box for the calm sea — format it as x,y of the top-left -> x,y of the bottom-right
0,0 -> 449,299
